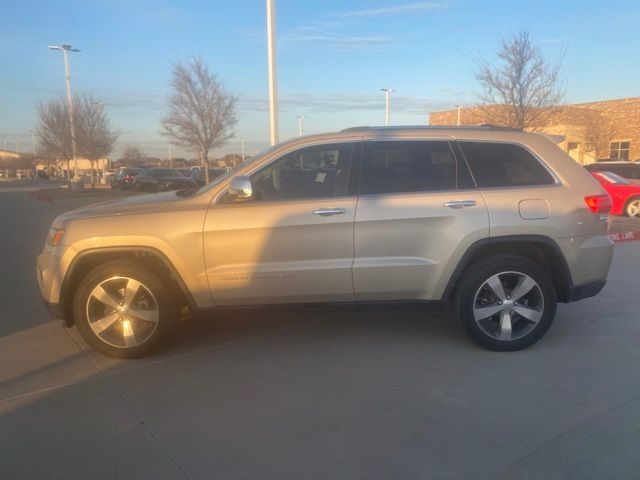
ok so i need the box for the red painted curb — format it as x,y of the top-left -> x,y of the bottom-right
28,190 -> 53,203
609,231 -> 640,243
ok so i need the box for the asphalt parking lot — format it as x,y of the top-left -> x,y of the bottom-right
1,182 -> 639,480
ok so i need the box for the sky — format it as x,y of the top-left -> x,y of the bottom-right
1,0 -> 639,159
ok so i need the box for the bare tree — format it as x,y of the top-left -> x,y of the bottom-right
120,145 -> 149,165
36,97 -> 73,177
583,112 -> 618,161
36,95 -> 118,183
475,31 -> 564,130
161,58 -> 237,184
75,94 -> 119,187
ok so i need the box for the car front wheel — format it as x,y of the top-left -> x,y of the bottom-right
73,260 -> 178,358
454,255 -> 556,351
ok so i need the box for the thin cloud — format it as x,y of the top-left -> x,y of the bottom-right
238,93 -> 453,115
281,31 -> 392,52
337,2 -> 447,18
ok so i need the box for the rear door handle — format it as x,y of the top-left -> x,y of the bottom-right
443,200 -> 477,209
313,208 -> 347,216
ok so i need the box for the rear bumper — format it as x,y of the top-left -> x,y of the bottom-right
565,279 -> 606,303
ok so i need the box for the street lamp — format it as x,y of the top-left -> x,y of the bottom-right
295,115 -> 305,136
13,137 -> 19,177
455,104 -> 463,126
380,88 -> 395,126
48,43 -> 80,179
28,130 -> 36,155
266,0 -> 279,145
240,138 -> 245,163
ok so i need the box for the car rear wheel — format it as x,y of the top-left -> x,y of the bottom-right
454,255 -> 556,351
73,260 -> 178,358
625,197 -> 640,217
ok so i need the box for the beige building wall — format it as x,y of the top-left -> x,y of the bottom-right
429,97 -> 640,164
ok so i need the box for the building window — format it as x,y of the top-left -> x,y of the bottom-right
610,141 -> 630,160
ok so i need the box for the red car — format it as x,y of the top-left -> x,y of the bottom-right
591,171 -> 640,217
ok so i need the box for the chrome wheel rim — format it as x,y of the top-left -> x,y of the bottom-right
86,276 -> 159,348
473,271 -> 544,342
627,199 -> 640,217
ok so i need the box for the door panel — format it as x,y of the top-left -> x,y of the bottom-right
204,198 -> 357,305
353,191 -> 488,300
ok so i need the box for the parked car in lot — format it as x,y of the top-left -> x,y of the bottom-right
191,167 -> 228,186
110,167 -> 141,190
590,171 -> 640,217
38,126 -> 614,358
133,168 -> 196,192
585,161 -> 640,183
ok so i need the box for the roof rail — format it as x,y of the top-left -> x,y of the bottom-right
339,125 -> 522,133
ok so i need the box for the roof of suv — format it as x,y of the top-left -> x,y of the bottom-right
340,125 -> 522,133
590,161 -> 640,165
244,125 -> 560,169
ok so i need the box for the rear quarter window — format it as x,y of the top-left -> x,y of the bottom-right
459,141 -> 555,188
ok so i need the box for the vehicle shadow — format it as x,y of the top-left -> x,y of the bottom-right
170,304 -> 467,357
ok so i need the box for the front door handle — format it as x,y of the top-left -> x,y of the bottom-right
443,200 -> 477,209
313,208 -> 347,216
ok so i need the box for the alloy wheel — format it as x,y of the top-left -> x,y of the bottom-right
85,276 -> 159,348
627,199 -> 640,217
473,271 -> 544,341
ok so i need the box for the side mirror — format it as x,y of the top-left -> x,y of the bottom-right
228,175 -> 253,200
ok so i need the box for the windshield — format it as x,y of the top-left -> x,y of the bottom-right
195,144 -> 278,195
599,171 -> 630,185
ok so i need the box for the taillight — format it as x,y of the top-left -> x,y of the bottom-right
585,194 -> 612,220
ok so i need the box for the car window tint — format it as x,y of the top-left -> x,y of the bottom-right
599,172 -> 629,184
459,141 -> 555,188
250,143 -> 354,201
360,141 -> 460,195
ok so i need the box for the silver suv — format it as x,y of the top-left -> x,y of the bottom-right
37,126 -> 614,357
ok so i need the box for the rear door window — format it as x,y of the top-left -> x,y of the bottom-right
360,140 -> 474,195
459,141 -> 555,188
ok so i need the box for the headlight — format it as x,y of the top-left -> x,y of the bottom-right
47,228 -> 65,246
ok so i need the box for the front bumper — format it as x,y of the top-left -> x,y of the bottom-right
42,299 -> 63,319
36,244 -> 75,312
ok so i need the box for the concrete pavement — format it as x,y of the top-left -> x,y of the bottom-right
1,186 -> 639,479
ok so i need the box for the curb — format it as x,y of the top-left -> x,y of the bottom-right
28,190 -> 53,203
609,231 -> 640,243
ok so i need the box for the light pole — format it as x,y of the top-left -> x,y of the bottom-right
48,44 -> 80,179
91,102 -> 111,170
380,88 -> 395,126
266,0 -> 279,145
455,104 -> 462,126
28,131 -> 37,155
13,137 -> 19,177
240,138 -> 245,163
296,115 -> 305,136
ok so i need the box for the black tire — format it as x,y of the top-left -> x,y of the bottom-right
72,260 -> 179,358
453,254 -> 556,351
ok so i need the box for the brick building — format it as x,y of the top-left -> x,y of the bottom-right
429,97 -> 640,165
